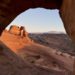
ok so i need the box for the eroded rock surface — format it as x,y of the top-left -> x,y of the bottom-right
60,0 -> 75,44
9,25 -> 28,37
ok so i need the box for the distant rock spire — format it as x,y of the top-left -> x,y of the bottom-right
9,25 -> 28,37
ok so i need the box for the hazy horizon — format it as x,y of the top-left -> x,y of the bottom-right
6,8 -> 66,33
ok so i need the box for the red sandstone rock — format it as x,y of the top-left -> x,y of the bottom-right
9,25 -> 28,37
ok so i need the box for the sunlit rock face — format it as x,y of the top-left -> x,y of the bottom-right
9,25 -> 20,35
9,25 -> 28,37
0,25 -> 31,52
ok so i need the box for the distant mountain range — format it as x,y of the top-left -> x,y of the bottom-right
29,31 -> 66,35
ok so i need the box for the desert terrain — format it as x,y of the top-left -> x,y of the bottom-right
29,32 -> 75,55
0,25 -> 74,75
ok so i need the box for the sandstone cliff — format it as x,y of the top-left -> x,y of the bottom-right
0,25 -> 31,52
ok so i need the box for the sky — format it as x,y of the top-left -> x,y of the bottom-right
6,8 -> 66,33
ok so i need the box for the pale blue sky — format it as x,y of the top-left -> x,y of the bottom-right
6,8 -> 66,33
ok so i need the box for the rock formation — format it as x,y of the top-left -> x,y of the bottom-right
60,0 -> 75,44
9,25 -> 28,37
0,30 -> 73,75
0,0 -> 75,46
0,0 -> 75,75
0,0 -> 62,35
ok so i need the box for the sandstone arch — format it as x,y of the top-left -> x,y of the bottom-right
0,0 -> 75,43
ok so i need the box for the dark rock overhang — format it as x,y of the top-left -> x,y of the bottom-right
0,0 -> 63,35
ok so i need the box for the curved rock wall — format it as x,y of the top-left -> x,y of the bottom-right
60,0 -> 75,44
0,0 -> 62,35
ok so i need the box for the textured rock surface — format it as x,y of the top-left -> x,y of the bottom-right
60,1 -> 75,74
60,0 -> 75,44
1,40 -> 67,75
29,33 -> 75,55
9,25 -> 28,37
9,25 -> 20,35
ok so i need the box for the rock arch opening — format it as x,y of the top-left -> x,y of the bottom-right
0,0 -> 63,34
0,0 -> 75,45
6,8 -> 66,34
4,8 -> 74,56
